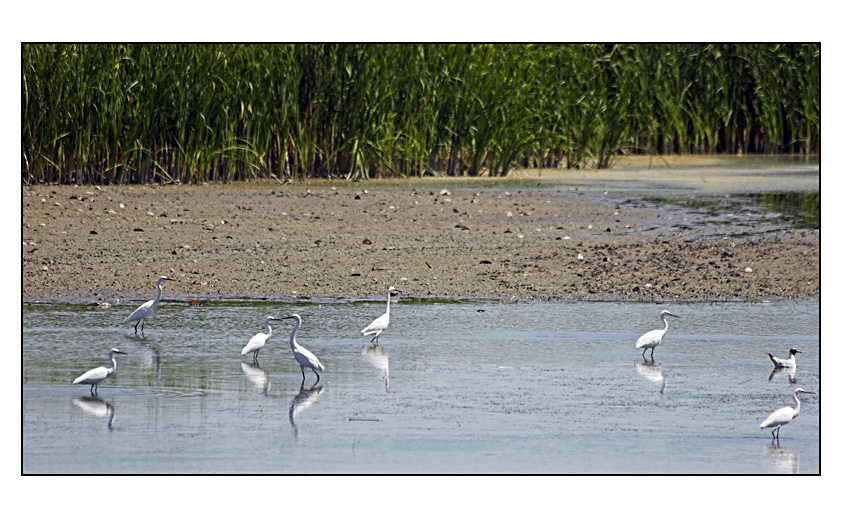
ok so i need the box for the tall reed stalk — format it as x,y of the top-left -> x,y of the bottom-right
22,43 -> 820,184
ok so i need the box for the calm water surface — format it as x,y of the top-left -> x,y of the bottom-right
22,299 -> 819,473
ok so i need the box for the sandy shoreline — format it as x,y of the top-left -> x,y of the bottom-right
22,162 -> 819,304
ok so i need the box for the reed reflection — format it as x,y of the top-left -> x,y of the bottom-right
362,345 -> 390,392
635,359 -> 666,394
73,395 -> 115,431
289,382 -> 324,439
241,361 -> 271,396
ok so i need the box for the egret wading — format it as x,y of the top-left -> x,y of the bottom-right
361,286 -> 400,344
73,348 -> 128,394
124,276 -> 178,334
760,388 -> 815,440
634,310 -> 679,358
283,314 -> 325,383
241,316 -> 281,361
768,348 -> 801,369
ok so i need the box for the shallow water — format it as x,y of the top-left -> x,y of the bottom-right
22,299 -> 819,473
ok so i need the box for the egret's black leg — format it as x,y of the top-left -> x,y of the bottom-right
301,367 -> 306,383
314,370 -> 320,383
134,322 -> 139,334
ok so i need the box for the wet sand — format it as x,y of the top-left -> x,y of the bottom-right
22,159 -> 819,303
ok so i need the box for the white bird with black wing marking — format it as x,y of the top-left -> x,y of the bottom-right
768,348 -> 801,369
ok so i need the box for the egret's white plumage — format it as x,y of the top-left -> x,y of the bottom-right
241,316 -> 280,360
73,348 -> 128,394
634,310 -> 679,358
124,276 -> 177,334
760,388 -> 815,440
361,286 -> 400,344
283,314 -> 325,383
768,348 -> 801,369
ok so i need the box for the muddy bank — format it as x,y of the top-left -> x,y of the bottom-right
22,174 -> 818,303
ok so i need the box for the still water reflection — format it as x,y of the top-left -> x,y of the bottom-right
241,361 -> 271,396
72,395 -> 115,432
289,383 -> 326,440
23,299 -> 818,473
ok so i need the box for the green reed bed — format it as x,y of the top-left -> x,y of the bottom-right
22,43 -> 819,184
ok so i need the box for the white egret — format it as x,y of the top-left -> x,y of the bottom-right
767,348 -> 801,369
73,348 -> 128,394
282,314 -> 325,383
241,316 -> 281,360
124,276 -> 178,334
634,310 -> 679,358
361,286 -> 401,344
760,388 -> 815,440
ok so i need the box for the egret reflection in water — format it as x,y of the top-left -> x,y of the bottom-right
361,345 -> 390,392
127,335 -> 161,389
762,442 -> 800,474
241,361 -> 271,396
635,359 -> 667,394
289,382 -> 325,439
73,395 -> 115,431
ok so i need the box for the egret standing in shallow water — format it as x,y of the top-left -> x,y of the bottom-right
768,348 -> 801,369
283,314 -> 325,383
361,286 -> 400,344
73,348 -> 128,394
760,388 -> 815,440
634,310 -> 679,358
124,276 -> 178,334
241,316 -> 281,361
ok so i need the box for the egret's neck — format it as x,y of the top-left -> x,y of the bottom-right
265,322 -> 273,339
385,292 -> 391,315
154,279 -> 165,304
289,319 -> 301,350
661,316 -> 669,332
109,352 -> 118,371
793,393 -> 802,417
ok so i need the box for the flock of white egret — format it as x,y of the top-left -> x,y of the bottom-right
74,281 -> 398,390
73,276 -> 814,441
